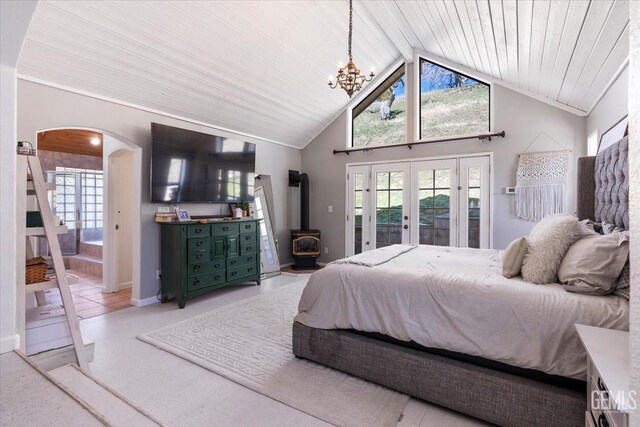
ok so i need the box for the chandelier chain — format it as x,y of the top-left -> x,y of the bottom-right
348,0 -> 353,61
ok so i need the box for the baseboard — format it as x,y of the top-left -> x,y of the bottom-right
279,262 -> 292,268
0,334 -> 20,353
130,296 -> 159,307
117,281 -> 132,291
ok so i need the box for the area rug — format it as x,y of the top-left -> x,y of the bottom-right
138,280 -> 408,427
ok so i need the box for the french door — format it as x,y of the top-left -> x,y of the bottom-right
346,156 -> 490,255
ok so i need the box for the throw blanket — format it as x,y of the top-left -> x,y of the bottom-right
331,244 -> 417,267
516,150 -> 569,221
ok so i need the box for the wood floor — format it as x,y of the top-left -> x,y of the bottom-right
42,269 -> 132,319
77,273 -> 487,427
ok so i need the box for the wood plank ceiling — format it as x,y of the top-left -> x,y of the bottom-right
18,1 -> 629,148
38,129 -> 103,157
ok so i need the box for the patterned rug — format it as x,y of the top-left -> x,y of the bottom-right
138,281 -> 408,427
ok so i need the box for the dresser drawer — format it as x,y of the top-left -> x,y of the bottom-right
227,264 -> 258,281
188,250 -> 210,265
187,271 -> 226,291
239,221 -> 257,234
212,223 -> 239,235
240,242 -> 258,255
187,261 -> 215,277
240,232 -> 257,244
187,224 -> 210,238
187,237 -> 210,251
226,254 -> 258,270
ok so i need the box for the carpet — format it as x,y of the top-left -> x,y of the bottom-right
138,281 -> 408,427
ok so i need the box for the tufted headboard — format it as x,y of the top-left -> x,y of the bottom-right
576,136 -> 629,229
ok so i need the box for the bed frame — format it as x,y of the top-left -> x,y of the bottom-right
292,136 -> 629,427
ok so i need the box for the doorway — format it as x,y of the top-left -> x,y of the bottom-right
34,129 -> 138,318
346,154 -> 492,256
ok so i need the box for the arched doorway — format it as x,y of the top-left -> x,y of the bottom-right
34,128 -> 142,317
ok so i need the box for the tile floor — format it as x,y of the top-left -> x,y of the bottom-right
76,274 -> 487,427
42,269 -> 132,319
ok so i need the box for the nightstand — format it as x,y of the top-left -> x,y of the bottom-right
576,324 -> 630,427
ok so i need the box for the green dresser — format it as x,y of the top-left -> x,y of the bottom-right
159,219 -> 261,308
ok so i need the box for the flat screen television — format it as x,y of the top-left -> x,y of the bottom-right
150,123 -> 256,203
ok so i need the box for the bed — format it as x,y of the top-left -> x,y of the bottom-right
292,136 -> 629,427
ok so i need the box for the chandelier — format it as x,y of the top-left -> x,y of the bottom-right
328,0 -> 374,97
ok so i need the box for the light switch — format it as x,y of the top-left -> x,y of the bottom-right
328,205 -> 333,213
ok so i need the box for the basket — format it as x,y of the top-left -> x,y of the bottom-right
26,257 -> 48,285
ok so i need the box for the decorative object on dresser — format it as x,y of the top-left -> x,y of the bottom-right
159,219 -> 261,308
576,324 -> 629,427
288,170 -> 321,270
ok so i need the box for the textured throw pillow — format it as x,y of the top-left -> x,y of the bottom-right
521,214 -> 587,284
602,220 -> 624,235
559,232 -> 629,296
613,260 -> 630,300
502,237 -> 528,278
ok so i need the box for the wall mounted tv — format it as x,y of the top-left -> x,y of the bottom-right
150,123 -> 256,203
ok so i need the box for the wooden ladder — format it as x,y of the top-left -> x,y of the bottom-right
23,155 -> 89,372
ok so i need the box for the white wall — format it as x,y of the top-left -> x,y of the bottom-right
0,0 -> 38,354
587,66 -> 629,143
302,68 -> 587,262
17,79 -> 301,302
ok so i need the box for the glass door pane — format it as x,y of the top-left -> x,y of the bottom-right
347,165 -> 370,255
371,163 -> 410,248
410,159 -> 457,246
459,156 -> 490,248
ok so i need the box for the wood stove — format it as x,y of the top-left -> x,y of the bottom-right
289,170 -> 321,270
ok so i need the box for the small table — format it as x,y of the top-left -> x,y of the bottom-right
576,324 -> 630,427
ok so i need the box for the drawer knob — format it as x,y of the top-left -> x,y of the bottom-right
215,275 -> 220,280
194,265 -> 200,270
223,226 -> 228,231
197,241 -> 203,246
231,260 -> 236,265
245,225 -> 250,229
196,229 -> 202,233
248,257 -> 253,261
231,272 -> 237,277
248,268 -> 253,272
196,253 -> 203,259
194,279 -> 200,285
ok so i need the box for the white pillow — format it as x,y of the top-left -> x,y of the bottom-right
502,237 -> 528,278
521,214 -> 588,284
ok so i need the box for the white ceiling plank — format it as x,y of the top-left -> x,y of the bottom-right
464,1 -> 497,77
435,1 -> 476,69
544,0 -> 592,100
20,44 -> 314,139
359,1 -> 413,61
447,1 -> 483,73
566,0 -> 629,107
516,0 -> 533,88
394,1 -> 446,59
486,0 -> 510,82
579,26 -> 629,112
501,0 -> 519,86
556,0 -> 615,103
454,1 -> 490,75
536,0 -> 571,97
414,1 -> 456,61
526,0 -> 550,93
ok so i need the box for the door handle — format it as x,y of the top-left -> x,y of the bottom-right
403,225 -> 408,229
404,216 -> 408,220
115,224 -> 119,230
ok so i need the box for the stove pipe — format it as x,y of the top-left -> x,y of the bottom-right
300,173 -> 309,231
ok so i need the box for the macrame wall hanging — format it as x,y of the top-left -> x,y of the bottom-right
516,132 -> 570,221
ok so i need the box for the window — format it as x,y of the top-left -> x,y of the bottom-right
352,64 -> 406,147
587,131 -> 598,156
419,59 -> 490,140
54,167 -> 103,230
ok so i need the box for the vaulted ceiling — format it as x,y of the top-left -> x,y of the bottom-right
18,1 -> 629,148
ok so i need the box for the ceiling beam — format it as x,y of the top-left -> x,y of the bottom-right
357,1 -> 413,61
